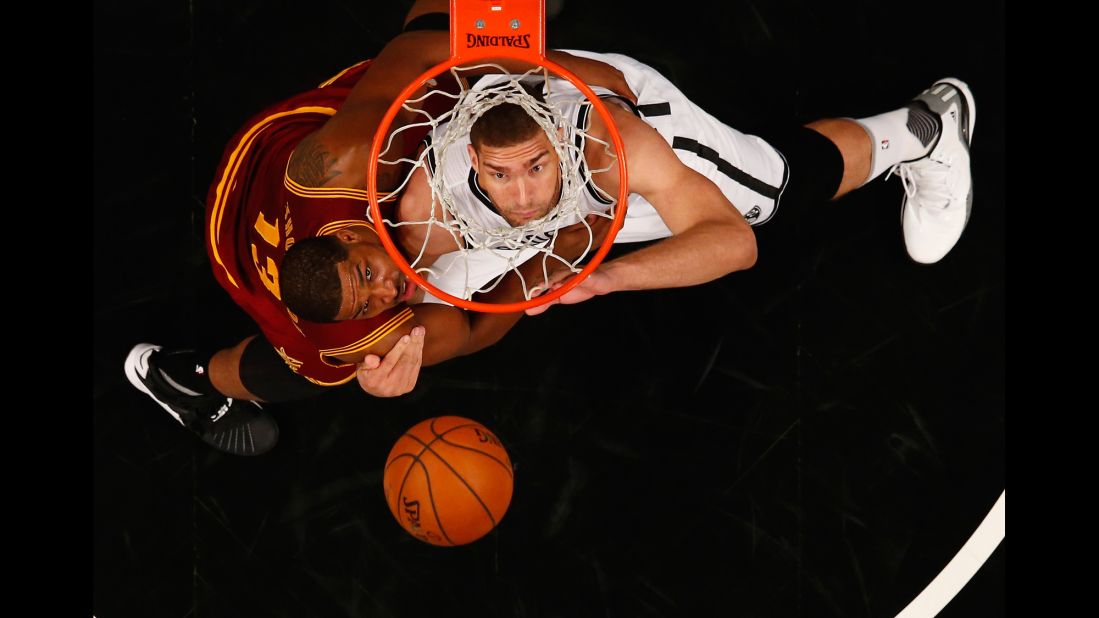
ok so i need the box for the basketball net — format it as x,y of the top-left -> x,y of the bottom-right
367,0 -> 629,313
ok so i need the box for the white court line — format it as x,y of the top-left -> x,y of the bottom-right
895,490 -> 1005,618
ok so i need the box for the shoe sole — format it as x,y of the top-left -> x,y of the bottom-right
932,77 -> 977,231
123,343 -> 186,426
935,77 -> 976,143
919,78 -> 976,156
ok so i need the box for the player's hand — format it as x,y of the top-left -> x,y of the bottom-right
553,213 -> 613,261
526,266 -> 616,316
356,326 -> 426,397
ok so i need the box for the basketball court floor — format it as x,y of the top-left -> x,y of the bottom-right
94,1 -> 1005,615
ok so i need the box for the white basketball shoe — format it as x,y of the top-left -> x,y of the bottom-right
890,78 -> 976,264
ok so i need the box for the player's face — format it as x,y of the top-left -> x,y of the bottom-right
469,132 -> 562,226
333,240 -> 419,320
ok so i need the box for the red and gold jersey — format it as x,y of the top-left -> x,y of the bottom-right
205,60 -> 413,385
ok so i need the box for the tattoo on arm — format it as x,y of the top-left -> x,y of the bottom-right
287,133 -> 340,187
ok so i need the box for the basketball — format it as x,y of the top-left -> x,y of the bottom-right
383,416 -> 514,546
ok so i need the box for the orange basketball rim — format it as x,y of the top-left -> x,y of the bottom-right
367,0 -> 629,313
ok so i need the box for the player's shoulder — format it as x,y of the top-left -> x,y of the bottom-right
286,131 -> 342,188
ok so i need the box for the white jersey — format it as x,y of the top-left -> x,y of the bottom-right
562,50 -> 790,229
420,50 -> 789,303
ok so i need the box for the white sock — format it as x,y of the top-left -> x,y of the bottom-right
851,104 -> 940,183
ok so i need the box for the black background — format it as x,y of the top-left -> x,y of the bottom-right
94,1 -> 1005,616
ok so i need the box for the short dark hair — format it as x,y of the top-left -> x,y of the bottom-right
470,102 -> 543,150
469,81 -> 548,150
280,235 -> 347,323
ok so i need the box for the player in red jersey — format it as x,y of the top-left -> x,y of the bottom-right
124,0 -> 632,456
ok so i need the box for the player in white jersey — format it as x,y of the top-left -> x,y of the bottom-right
415,59 -> 785,236
395,49 -> 975,311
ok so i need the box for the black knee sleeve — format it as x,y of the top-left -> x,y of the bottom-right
238,335 -> 333,403
757,126 -> 845,227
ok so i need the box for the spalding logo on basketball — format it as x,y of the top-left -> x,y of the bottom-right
383,416 -> 514,546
